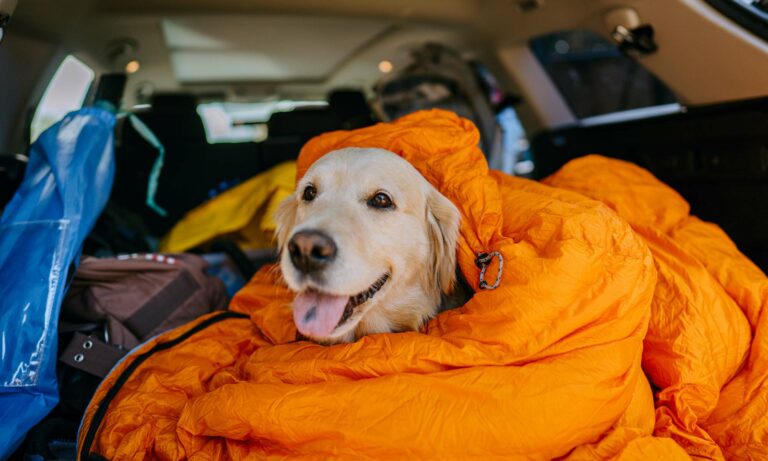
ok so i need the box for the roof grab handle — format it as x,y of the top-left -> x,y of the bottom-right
604,7 -> 659,57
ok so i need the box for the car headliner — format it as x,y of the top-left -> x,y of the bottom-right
6,0 -> 768,126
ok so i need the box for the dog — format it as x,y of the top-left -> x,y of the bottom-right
275,147 -> 465,344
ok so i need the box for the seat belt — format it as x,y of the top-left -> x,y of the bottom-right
116,113 -> 169,217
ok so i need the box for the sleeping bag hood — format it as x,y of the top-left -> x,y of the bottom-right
79,110 -> 767,460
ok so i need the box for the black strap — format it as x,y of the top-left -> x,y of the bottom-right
123,268 -> 200,339
210,239 -> 258,279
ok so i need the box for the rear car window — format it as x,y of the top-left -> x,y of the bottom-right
196,100 -> 327,143
30,55 -> 94,143
529,30 -> 677,120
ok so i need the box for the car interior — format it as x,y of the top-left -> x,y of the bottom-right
2,0 -> 766,269
0,0 -> 767,458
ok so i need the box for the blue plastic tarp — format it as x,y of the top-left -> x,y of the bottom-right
0,108 -> 115,459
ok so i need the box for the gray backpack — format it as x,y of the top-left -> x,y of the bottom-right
374,43 -> 502,165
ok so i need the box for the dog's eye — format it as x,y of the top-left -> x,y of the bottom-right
367,192 -> 394,210
302,185 -> 317,202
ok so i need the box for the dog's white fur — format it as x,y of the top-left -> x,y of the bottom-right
275,148 -> 461,344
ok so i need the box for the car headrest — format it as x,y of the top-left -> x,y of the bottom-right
267,108 -> 341,138
328,90 -> 368,118
150,93 -> 199,113
135,93 -> 207,143
327,89 -> 376,129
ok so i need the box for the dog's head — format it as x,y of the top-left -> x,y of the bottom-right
275,147 -> 460,343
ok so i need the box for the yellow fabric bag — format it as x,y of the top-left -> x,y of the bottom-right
160,161 -> 296,252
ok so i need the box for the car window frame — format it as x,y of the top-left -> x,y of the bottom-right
703,0 -> 768,42
528,29 -> 679,122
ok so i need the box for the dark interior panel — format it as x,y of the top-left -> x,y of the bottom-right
531,97 -> 768,271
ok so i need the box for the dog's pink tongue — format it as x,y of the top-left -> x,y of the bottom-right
293,291 -> 348,338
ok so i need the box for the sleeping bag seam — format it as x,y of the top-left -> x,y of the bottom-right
78,311 -> 249,460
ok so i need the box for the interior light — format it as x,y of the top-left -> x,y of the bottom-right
125,60 -> 141,74
378,60 -> 393,73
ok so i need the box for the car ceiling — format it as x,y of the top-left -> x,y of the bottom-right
161,16 -> 392,83
10,0 -> 599,103
8,0 -> 768,112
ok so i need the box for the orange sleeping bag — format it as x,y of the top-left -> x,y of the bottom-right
78,110 -> 767,460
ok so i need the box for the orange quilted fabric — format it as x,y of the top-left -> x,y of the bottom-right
79,110 -> 766,460
545,156 -> 768,460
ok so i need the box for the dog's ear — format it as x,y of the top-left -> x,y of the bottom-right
426,187 -> 461,295
274,193 -> 298,250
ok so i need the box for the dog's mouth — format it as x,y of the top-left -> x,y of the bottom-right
292,272 -> 390,338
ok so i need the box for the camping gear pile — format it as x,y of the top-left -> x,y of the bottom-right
0,103 -> 117,460
0,74 -> 299,459
78,110 -> 767,460
0,49 -> 765,460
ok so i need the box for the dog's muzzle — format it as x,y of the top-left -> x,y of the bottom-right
292,272 -> 391,339
288,230 -> 337,274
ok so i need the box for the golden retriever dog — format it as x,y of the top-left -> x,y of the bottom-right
275,147 -> 462,344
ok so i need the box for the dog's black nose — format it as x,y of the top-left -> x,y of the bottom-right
288,230 -> 337,274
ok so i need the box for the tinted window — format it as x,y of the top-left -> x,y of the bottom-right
530,30 -> 677,119
705,0 -> 768,42
196,100 -> 327,144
